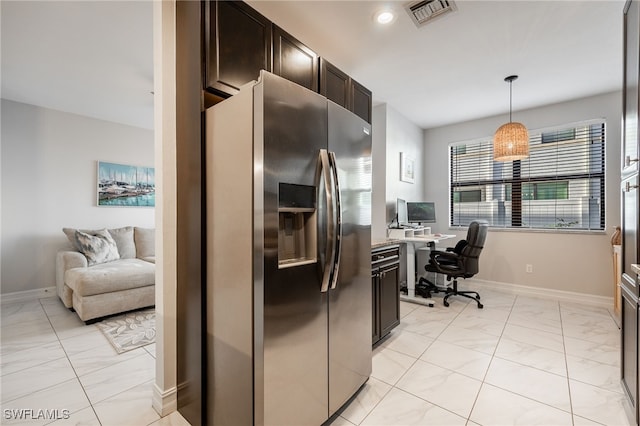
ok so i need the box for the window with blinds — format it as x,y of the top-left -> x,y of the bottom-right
449,121 -> 605,231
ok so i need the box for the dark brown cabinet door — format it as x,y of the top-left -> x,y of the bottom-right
320,58 -> 350,109
372,272 -> 380,345
351,79 -> 373,124
622,175 -> 639,296
273,25 -> 318,92
204,1 -> 272,96
621,284 -> 638,413
379,263 -> 400,337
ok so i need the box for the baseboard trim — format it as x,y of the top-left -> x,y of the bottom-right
468,278 -> 613,308
0,287 -> 56,305
152,383 -> 177,417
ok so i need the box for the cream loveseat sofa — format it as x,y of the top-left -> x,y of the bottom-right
56,226 -> 155,323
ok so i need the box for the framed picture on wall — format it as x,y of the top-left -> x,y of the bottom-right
97,161 -> 155,207
400,152 -> 415,183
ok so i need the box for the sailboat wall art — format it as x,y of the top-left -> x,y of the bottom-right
97,161 -> 155,207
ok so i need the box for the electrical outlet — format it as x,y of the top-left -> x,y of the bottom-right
526,264 -> 533,273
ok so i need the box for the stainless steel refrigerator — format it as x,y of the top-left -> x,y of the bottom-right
205,71 -> 372,426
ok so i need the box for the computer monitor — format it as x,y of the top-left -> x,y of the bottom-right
396,198 -> 408,226
407,201 -> 436,223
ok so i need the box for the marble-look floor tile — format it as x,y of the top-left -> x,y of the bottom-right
68,345 -> 147,377
360,387 -> 466,426
436,325 -> 500,355
1,379 -> 90,425
147,410 -> 193,426
502,323 -> 565,353
448,314 -> 506,337
47,312 -> 96,341
572,414 -> 608,425
371,347 -> 416,386
378,330 -> 433,359
79,352 -> 155,404
570,379 -> 633,426
144,343 -> 156,358
470,383 -> 573,425
92,380 -> 160,426
459,304 -> 512,323
1,358 -> 76,404
46,406 -> 101,426
566,354 -> 623,393
395,316 -> 450,340
494,336 -> 567,377
328,416 -> 356,426
395,359 -> 482,418
340,377 -> 392,425
59,328 -> 113,357
1,340 -> 67,376
1,319 -> 58,356
420,340 -> 492,381
564,335 -> 619,367
399,301 -> 419,319
1,300 -> 49,327
562,321 -> 620,347
508,312 -> 562,335
484,357 -> 571,412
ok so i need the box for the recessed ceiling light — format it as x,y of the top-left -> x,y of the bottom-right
375,10 -> 395,25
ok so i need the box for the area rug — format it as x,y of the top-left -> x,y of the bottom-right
96,308 -> 155,354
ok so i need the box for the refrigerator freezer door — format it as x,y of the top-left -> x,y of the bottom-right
261,72 -> 330,426
327,101 -> 373,415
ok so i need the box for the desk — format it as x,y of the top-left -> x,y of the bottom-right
387,228 -> 456,302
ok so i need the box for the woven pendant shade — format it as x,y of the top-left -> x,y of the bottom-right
493,75 -> 529,162
493,121 -> 529,161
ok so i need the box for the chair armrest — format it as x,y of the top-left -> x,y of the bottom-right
429,249 -> 461,268
56,251 -> 87,300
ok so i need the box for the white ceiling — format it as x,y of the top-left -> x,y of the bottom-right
1,1 -> 154,129
1,1 -> 624,131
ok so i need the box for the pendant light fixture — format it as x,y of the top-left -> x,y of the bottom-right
493,75 -> 529,162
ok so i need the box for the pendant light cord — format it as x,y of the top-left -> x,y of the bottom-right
509,80 -> 513,123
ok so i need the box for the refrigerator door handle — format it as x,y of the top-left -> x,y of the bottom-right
319,149 -> 336,293
328,151 -> 342,290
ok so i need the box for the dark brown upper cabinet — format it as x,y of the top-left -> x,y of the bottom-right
204,1 -> 272,97
320,58 -> 350,110
273,25 -> 318,92
320,58 -> 373,124
351,79 -> 373,124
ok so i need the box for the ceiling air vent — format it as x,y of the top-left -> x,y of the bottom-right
406,0 -> 457,27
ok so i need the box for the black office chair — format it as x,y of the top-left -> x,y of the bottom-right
415,220 -> 488,309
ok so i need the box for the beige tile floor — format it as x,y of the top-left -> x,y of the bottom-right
331,286 -> 632,426
1,297 -> 188,426
0,288 -> 632,426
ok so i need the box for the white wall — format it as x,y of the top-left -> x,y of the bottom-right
1,99 -> 155,294
423,91 -> 622,297
371,103 -> 425,238
371,104 -> 387,240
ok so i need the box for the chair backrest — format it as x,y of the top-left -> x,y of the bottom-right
459,220 -> 488,276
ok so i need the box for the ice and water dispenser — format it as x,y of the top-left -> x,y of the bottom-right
278,183 -> 317,268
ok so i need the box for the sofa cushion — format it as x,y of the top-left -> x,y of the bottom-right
107,227 -> 136,259
135,227 -> 155,259
65,258 -> 155,297
63,227 -> 135,259
74,230 -> 120,266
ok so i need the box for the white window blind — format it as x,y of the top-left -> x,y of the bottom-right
449,121 -> 605,231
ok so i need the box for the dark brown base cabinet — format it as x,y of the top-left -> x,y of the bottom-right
372,245 -> 400,346
622,283 -> 638,416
